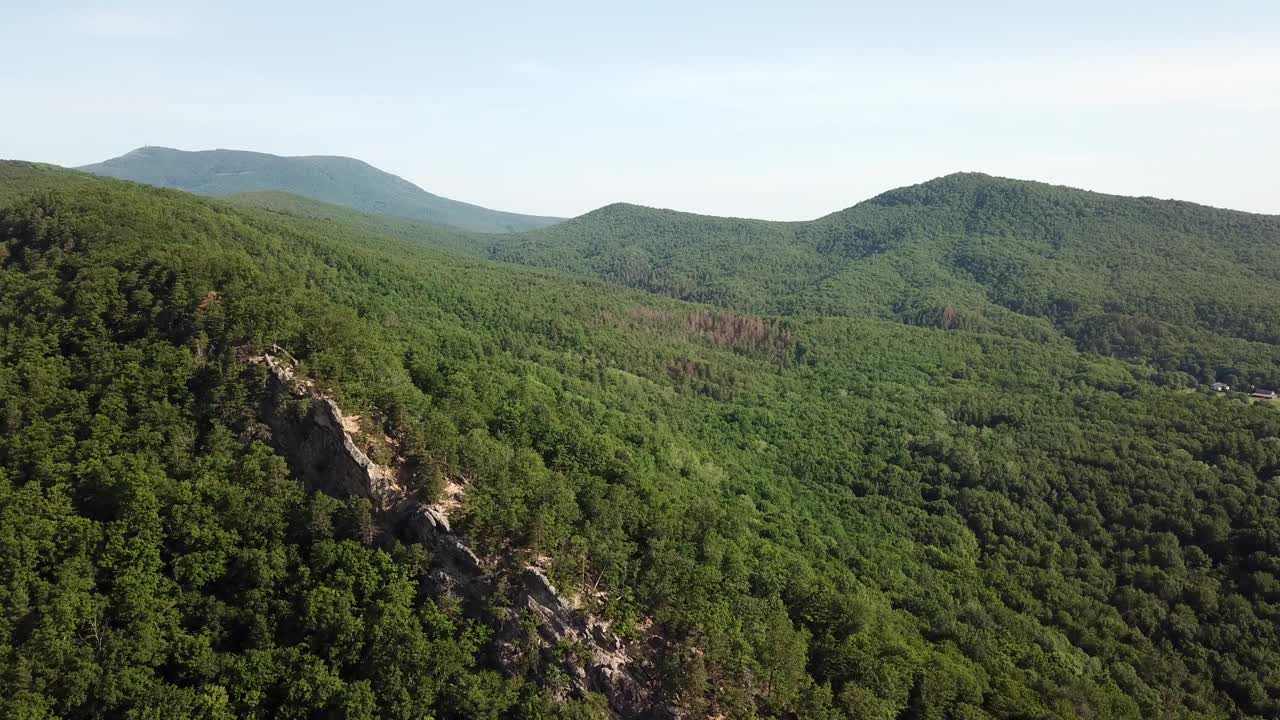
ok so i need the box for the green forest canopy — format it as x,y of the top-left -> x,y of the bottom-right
2,161 -> 1280,719
228,171 -> 1280,389
482,174 -> 1280,387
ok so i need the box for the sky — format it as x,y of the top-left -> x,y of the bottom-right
3,1 -> 1279,219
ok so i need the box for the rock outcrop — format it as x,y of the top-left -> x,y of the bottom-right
253,351 -> 655,717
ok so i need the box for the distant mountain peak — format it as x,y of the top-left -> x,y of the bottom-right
79,147 -> 563,233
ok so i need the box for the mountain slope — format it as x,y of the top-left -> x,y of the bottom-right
4,162 -> 1280,719
220,189 -> 486,257
490,173 -> 1280,385
79,146 -> 563,233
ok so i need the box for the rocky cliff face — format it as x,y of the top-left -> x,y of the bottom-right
253,352 -> 657,718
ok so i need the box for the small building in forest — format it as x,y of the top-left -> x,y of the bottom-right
1250,389 -> 1277,400
1211,382 -> 1231,392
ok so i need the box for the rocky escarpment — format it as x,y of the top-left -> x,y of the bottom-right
252,351 -> 656,718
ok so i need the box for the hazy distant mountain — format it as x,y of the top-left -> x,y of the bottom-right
79,146 -> 562,233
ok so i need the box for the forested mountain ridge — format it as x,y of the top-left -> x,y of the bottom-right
86,151 -> 1280,388
490,173 -> 1280,387
4,162 -> 1280,719
79,146 -> 563,233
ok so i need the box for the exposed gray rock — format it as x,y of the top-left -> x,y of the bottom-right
253,352 -> 654,717
424,506 -> 452,534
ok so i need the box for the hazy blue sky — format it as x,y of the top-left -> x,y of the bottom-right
3,1 -> 1278,218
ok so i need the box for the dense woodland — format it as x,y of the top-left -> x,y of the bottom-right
488,175 -> 1280,388
2,162 -> 1280,719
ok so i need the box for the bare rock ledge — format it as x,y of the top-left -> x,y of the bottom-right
252,353 -> 657,718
